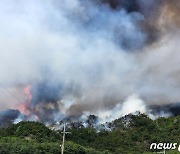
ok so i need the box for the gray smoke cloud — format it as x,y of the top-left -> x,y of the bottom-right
0,0 -> 180,123
0,109 -> 21,127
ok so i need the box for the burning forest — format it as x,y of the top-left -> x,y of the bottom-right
0,0 -> 180,127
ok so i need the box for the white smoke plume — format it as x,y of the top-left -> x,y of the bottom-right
94,94 -> 147,123
0,0 -> 180,123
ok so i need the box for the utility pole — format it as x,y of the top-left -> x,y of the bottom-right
61,123 -> 71,154
157,149 -> 166,154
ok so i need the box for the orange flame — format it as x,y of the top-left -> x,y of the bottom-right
24,85 -> 32,102
18,85 -> 32,115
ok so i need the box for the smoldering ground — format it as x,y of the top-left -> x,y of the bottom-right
0,0 -> 180,123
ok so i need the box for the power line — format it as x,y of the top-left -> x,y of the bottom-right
0,83 -> 23,104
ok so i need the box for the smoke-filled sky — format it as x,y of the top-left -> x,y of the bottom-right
0,0 -> 180,122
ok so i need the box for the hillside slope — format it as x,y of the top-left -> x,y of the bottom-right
0,114 -> 179,154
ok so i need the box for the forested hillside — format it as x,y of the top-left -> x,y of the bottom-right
0,114 -> 179,154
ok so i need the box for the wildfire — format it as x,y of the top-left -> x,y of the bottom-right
18,103 -> 31,115
18,85 -> 32,116
24,85 -> 32,102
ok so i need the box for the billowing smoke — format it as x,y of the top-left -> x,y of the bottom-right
0,0 -> 180,124
0,109 -> 23,127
